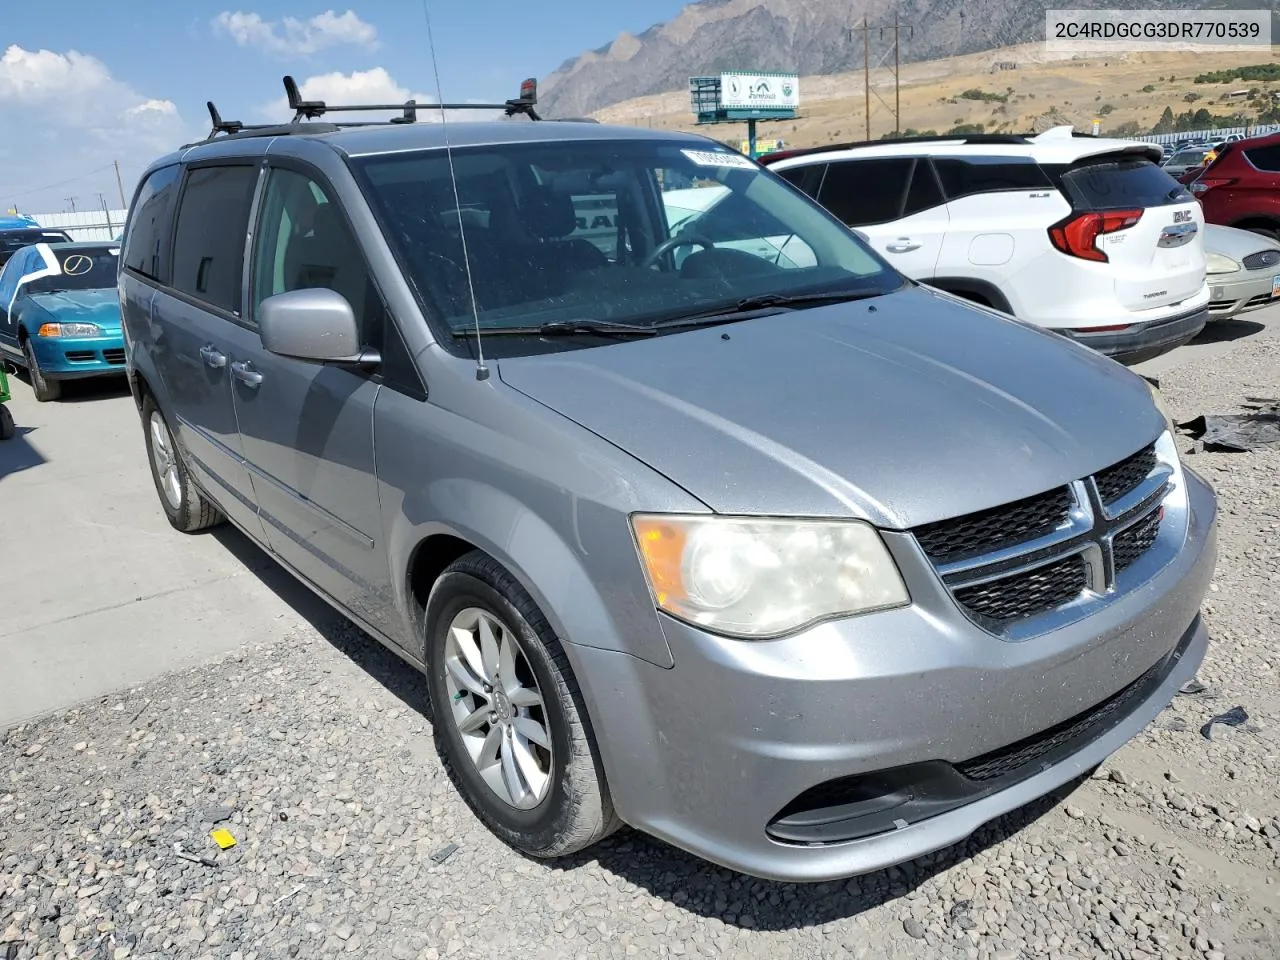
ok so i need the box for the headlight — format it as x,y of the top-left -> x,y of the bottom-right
630,514 -> 909,638
1205,252 -> 1239,275
37,322 -> 101,338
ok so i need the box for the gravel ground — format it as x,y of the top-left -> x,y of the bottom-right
4,323 -> 1280,960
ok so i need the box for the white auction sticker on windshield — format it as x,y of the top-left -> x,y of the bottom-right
681,149 -> 756,170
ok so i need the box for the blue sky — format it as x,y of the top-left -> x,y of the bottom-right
1,2 -> 691,212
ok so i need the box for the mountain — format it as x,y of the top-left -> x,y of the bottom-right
539,0 -> 1276,118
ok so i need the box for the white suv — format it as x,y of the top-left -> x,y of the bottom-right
761,127 -> 1210,364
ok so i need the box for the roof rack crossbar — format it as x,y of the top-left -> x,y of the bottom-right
283,74 -> 543,124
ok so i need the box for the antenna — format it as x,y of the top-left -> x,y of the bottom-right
420,0 -> 488,381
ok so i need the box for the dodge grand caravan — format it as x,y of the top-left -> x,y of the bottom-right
117,83 -> 1217,883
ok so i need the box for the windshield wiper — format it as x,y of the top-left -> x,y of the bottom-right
651,288 -> 892,330
451,319 -> 659,338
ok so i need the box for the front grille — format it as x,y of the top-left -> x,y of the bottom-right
103,348 -> 126,365
64,351 -> 95,362
1094,444 -> 1157,505
1114,507 -> 1162,573
953,554 -> 1088,623
913,487 -> 1072,566
1243,249 -> 1280,271
956,649 -> 1167,782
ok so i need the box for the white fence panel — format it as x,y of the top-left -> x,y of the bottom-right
24,209 -> 129,241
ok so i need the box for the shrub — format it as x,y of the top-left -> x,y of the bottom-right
1141,84 -> 1155,93
1100,103 -> 1115,115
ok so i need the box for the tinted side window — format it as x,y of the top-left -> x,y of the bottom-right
817,158 -> 914,225
903,160 -> 945,216
122,164 -> 181,282
1245,144 -> 1280,172
933,157 -> 1052,201
250,167 -> 383,351
774,163 -> 825,199
171,165 -> 258,313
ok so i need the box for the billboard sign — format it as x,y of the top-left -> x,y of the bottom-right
720,72 -> 799,110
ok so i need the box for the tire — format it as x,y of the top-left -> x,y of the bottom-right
22,340 -> 61,402
0,404 -> 13,441
1243,225 -> 1280,243
424,550 -> 620,858
140,394 -> 224,533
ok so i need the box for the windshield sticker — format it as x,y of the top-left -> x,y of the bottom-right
62,254 -> 94,276
681,149 -> 757,170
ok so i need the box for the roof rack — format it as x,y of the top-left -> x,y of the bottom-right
284,74 -> 542,123
194,75 -> 547,146
757,132 -> 1033,163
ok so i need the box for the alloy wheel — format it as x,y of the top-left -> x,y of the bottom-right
442,606 -> 553,810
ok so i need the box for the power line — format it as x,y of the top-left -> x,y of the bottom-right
5,163 -> 116,204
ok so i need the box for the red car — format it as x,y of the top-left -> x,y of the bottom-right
1186,132 -> 1280,241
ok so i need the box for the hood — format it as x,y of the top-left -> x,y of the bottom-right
26,289 -> 121,331
1205,222 -> 1280,260
497,286 -> 1166,529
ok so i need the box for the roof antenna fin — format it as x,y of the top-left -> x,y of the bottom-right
421,0 -> 488,381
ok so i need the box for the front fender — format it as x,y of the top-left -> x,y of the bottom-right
386,479 -> 677,669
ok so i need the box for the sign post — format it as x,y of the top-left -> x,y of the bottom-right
688,71 -> 799,159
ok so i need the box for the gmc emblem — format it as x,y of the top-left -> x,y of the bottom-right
1173,210 -> 1192,223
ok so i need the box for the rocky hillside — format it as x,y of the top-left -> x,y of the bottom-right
540,0 -> 1273,117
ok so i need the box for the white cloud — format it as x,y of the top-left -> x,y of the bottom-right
263,67 -> 508,124
0,45 -> 191,212
213,9 -> 378,56
0,44 -> 111,100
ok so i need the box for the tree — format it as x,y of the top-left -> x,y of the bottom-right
1153,106 -> 1176,134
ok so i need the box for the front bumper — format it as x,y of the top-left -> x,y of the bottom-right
29,333 -> 126,379
1059,306 -> 1208,365
571,468 -> 1217,882
1208,270 -> 1279,320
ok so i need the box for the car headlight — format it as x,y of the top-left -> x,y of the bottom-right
37,322 -> 101,338
630,514 -> 910,638
1205,252 -> 1239,275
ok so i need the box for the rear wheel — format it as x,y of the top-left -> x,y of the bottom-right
1238,222 -> 1280,243
424,550 -> 620,858
22,340 -> 61,402
141,395 -> 223,533
0,404 -> 13,441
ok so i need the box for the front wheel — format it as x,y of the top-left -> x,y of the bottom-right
22,341 -> 61,402
0,404 -> 13,440
424,551 -> 620,858
140,395 -> 224,533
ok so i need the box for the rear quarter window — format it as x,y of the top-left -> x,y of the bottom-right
1056,157 -> 1190,210
1244,144 -> 1280,172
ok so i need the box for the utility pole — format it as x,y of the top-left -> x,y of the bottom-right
863,13 -> 870,139
114,159 -> 127,209
65,196 -> 77,214
894,10 -> 900,135
98,193 -> 113,234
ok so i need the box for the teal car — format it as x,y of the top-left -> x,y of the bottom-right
0,241 -> 124,401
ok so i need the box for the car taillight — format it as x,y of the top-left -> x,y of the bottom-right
1190,178 -> 1236,194
1048,209 -> 1144,263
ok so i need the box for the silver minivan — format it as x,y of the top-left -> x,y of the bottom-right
118,92 -> 1216,883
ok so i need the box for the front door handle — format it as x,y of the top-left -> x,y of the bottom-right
885,238 -> 922,253
230,360 -> 263,388
198,344 -> 226,369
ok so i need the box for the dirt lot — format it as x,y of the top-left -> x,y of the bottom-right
593,43 -> 1280,148
2,317 -> 1280,960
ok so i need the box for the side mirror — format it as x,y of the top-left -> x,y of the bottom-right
257,288 -> 379,366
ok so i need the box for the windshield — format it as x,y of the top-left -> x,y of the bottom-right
1167,151 -> 1206,164
25,246 -> 120,294
351,138 -> 902,352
